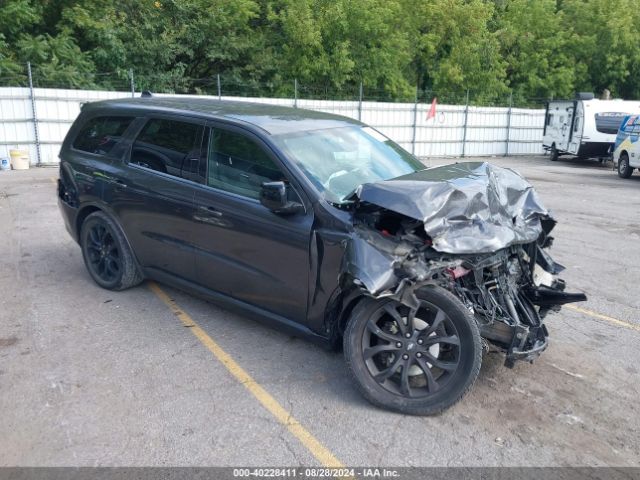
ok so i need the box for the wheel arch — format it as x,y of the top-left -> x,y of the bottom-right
326,286 -> 371,350
75,205 -> 102,241
76,204 -> 142,270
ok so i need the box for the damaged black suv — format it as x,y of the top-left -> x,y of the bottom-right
58,97 -> 586,415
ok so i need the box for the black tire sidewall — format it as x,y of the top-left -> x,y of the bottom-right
618,154 -> 632,178
344,286 -> 481,415
550,145 -> 558,161
80,211 -> 141,290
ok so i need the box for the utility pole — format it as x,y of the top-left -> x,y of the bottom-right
461,89 -> 470,157
129,68 -> 135,97
505,91 -> 513,157
358,82 -> 363,121
27,62 -> 42,166
411,86 -> 419,156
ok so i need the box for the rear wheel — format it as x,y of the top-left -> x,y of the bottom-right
344,286 -> 482,415
618,152 -> 634,178
80,211 -> 143,290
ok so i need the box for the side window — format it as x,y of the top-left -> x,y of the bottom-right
207,128 -> 285,199
73,116 -> 134,156
130,118 -> 203,178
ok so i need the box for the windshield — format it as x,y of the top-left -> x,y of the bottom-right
272,126 -> 423,203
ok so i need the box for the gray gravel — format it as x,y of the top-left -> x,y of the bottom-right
0,156 -> 639,467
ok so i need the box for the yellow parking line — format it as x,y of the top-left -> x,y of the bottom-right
148,281 -> 344,468
565,304 -> 640,332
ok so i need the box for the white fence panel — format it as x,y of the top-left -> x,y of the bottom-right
0,87 -> 546,165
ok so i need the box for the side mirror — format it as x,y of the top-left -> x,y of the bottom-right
260,181 -> 304,215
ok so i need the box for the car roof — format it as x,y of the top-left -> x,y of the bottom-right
82,96 -> 362,135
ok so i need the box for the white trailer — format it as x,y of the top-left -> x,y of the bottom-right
542,93 -> 640,161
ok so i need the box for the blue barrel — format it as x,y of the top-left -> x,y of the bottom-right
0,158 -> 10,171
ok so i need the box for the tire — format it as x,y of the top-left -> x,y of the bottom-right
550,144 -> 559,162
343,286 -> 482,415
80,211 -> 143,291
618,153 -> 633,178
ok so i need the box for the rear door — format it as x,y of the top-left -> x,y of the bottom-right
105,115 -> 204,281
545,101 -> 574,152
190,124 -> 313,322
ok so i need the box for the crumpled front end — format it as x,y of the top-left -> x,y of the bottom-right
344,162 -> 586,366
355,162 -> 550,254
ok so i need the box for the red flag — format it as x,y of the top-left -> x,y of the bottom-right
427,97 -> 437,121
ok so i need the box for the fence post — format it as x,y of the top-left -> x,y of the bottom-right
27,62 -> 42,167
411,86 -> 419,156
358,81 -> 363,121
217,74 -> 221,100
461,89 -> 470,158
129,68 -> 135,97
294,78 -> 298,108
505,91 -> 513,157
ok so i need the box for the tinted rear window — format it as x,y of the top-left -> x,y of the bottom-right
130,118 -> 203,178
73,116 -> 134,155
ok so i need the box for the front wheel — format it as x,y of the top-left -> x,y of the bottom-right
618,153 -> 634,178
550,144 -> 559,162
344,286 -> 482,415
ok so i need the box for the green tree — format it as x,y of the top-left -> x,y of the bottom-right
562,0 -> 640,99
402,0 -> 508,104
2,0 -> 640,104
0,0 -> 96,87
61,0 -> 265,92
266,0 -> 413,98
493,0 -> 576,104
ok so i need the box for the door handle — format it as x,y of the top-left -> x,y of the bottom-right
198,205 -> 223,217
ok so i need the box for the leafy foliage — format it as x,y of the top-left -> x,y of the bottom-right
1,0 -> 639,103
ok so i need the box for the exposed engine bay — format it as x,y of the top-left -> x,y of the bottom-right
345,162 -> 587,366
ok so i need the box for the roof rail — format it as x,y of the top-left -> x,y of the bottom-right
141,91 -> 153,98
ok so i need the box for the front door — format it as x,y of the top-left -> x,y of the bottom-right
190,125 -> 312,322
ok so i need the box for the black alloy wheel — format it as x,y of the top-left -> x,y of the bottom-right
362,301 -> 460,397
344,286 -> 482,415
80,211 -> 143,291
85,222 -> 121,283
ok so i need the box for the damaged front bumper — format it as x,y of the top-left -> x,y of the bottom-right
343,162 -> 587,366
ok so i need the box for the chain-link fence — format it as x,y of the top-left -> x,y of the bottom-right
0,63 -> 547,166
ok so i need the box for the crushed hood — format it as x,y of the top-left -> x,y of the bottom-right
355,162 -> 550,254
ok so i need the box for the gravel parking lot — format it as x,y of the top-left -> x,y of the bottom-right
1,155 -> 639,467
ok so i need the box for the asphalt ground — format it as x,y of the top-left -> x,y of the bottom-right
1,155 -> 639,467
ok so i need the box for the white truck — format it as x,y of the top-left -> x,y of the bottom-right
542,93 -> 640,161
